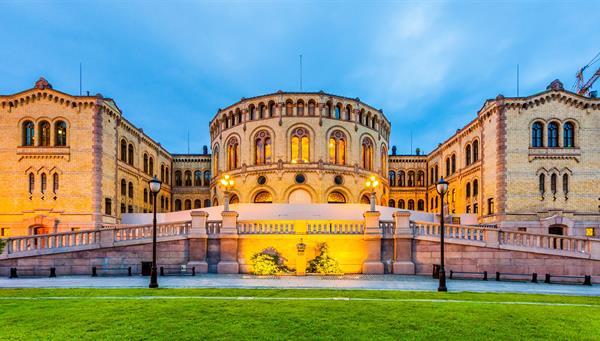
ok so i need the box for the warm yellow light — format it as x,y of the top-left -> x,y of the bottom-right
373,180 -> 379,187
370,175 -> 376,182
224,174 -> 230,180
365,181 -> 371,188
228,179 -> 234,186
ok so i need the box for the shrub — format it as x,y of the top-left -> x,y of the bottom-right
251,247 -> 289,275
0,239 -> 4,254
307,243 -> 342,274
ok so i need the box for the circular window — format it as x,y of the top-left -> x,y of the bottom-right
334,175 -> 344,185
295,174 -> 306,184
257,176 -> 266,185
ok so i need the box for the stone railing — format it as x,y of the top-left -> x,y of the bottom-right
2,229 -> 101,257
499,230 -> 590,255
306,221 -> 364,234
114,221 -> 191,243
379,221 -> 395,238
237,221 -> 295,234
206,221 -> 222,235
411,221 -> 485,241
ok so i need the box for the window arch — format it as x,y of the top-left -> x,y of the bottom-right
213,146 -> 219,174
550,173 -> 557,194
466,182 -> 471,198
308,100 -> 316,116
345,105 -> 352,121
398,199 -> 405,209
160,165 -> 165,181
184,200 -> 191,210
23,121 -> 35,146
417,200 -> 425,211
398,171 -> 406,187
539,173 -> 545,194
465,144 -> 472,166
128,182 -> 133,199
473,179 -> 479,197
334,105 -> 341,120
388,171 -> 396,187
175,199 -> 182,211
417,171 -> 425,187
194,199 -> 201,209
249,105 -> 256,120
204,199 -> 211,208
445,158 -> 450,177
254,130 -> 272,165
532,121 -> 543,147
258,103 -> 266,119
194,171 -> 202,186
381,146 -> 387,173
361,137 -> 373,170
127,144 -> 134,166
254,191 -> 273,203
388,199 -> 395,207
53,173 -> 59,192
360,194 -> 370,204
149,157 -> 154,176
120,139 -> 127,162
37,121 -> 50,146
291,127 -> 310,163
473,140 -> 479,162
55,121 -> 67,146
28,173 -> 34,193
227,137 -> 240,170
328,130 -> 346,165
121,179 -> 126,196
297,100 -> 304,116
548,122 -> 559,147
203,171 -> 210,186
451,154 -> 456,174
407,171 -> 415,187
184,170 -> 192,187
407,199 -> 415,210
175,171 -> 182,187
268,102 -> 275,117
143,154 -> 148,173
229,194 -> 239,204
286,100 -> 293,116
563,122 -> 574,148
563,174 -> 569,194
327,191 -> 347,204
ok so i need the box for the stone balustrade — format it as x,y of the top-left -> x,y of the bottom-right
3,229 -> 100,256
306,221 -> 364,234
114,221 -> 191,243
237,221 -> 295,234
379,221 -> 395,238
206,221 -> 222,236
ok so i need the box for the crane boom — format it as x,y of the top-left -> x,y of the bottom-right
578,67 -> 600,95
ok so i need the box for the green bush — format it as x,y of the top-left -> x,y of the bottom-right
307,243 -> 342,274
251,247 -> 289,275
0,239 -> 5,254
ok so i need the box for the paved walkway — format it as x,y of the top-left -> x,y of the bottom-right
1,274 -> 599,296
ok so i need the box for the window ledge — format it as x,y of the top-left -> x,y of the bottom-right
528,147 -> 581,162
17,146 -> 70,160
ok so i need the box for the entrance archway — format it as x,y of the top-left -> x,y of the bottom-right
288,189 -> 311,204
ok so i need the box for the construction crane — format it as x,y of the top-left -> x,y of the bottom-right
575,52 -> 600,96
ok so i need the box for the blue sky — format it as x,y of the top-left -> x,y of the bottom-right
1,0 -> 599,154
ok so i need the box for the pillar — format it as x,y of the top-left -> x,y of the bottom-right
187,210 -> 209,273
392,211 -> 415,274
217,210 -> 239,274
362,211 -> 384,274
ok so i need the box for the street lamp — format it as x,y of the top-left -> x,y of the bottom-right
148,176 -> 161,289
365,175 -> 379,211
436,176 -> 449,292
220,174 -> 235,211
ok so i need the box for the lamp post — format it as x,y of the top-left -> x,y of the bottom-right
365,175 -> 379,211
220,174 -> 235,211
148,176 -> 162,289
436,177 -> 449,292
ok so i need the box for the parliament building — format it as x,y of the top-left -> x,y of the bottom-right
1,77 -> 599,238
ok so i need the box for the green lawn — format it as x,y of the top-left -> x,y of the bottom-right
1,288 -> 599,340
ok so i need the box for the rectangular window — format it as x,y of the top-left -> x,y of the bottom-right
466,205 -> 471,213
128,205 -> 133,213
105,198 -> 112,216
518,227 -> 527,232
473,203 -> 478,214
0,228 -> 10,237
487,198 -> 494,215
586,227 -> 595,237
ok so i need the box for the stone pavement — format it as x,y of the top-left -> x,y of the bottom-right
1,274 -> 599,296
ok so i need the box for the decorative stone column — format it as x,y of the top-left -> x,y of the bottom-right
217,210 -> 239,274
362,211 -> 384,274
392,211 -> 415,274
187,211 -> 209,273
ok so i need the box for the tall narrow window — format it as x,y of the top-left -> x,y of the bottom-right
105,198 -> 112,215
160,196 -> 164,209
258,104 -> 265,119
398,199 -> 405,209
149,157 -> 154,176
184,170 -> 192,187
53,173 -> 59,192
23,121 -> 35,146
417,200 -> 425,211
562,174 -> 569,195
487,198 -> 494,215
120,139 -> 127,162
407,171 -> 415,187
381,147 -> 387,173
194,200 -> 201,209
345,106 -> 352,121
539,174 -> 545,194
550,173 -> 557,194
213,147 -> 219,174
227,137 -> 239,170
269,102 -> 275,117
128,144 -> 134,166
445,158 -> 450,176
465,145 -> 472,166
548,122 -> 559,147
286,101 -> 293,116
408,200 -> 415,210
473,179 -> 479,197
399,171 -> 406,187
532,122 -> 543,147
291,128 -> 309,163
473,140 -> 479,162
165,167 -> 170,185
388,199 -> 395,208
175,171 -> 182,186
388,171 -> 396,187
334,105 -> 341,120
194,171 -> 202,186
451,154 -> 456,174
361,137 -> 373,170
55,121 -> 67,146
255,131 -> 272,165
28,173 -> 35,193
128,182 -> 134,198
143,154 -> 148,173
563,122 -> 574,147
466,182 -> 471,198
328,130 -> 346,165
185,200 -> 191,210
175,200 -> 182,211
121,179 -> 126,196
417,171 -> 424,187
435,165 -> 439,182
41,173 -> 47,193
160,165 -> 165,181
249,106 -> 256,120
297,101 -> 304,116
204,171 -> 210,186
308,101 -> 315,116
39,121 -> 50,146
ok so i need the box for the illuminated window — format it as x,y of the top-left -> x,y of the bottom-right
327,191 -> 346,204
360,195 -> 370,205
213,146 -> 219,174
23,121 -> 35,146
291,127 -> 310,163
254,191 -> 273,203
55,121 -> 67,146
361,137 -> 373,170
255,130 -> 272,165
227,137 -> 240,170
39,121 -> 50,146
328,130 -> 346,165
229,194 -> 239,204
381,147 -> 387,173
586,228 -> 595,237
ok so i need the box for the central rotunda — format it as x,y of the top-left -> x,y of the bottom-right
209,91 -> 391,205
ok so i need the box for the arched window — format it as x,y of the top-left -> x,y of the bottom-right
398,171 -> 406,187
430,167 -> 434,184
203,171 -> 210,186
143,188 -> 148,203
28,173 -> 35,193
255,131 -> 272,165
128,144 -> 134,166
466,182 -> 471,197
539,174 -> 545,194
388,199 -> 396,207
120,139 -> 127,162
563,174 -> 569,194
451,154 -> 456,174
184,200 -> 191,210
398,199 -> 405,209
143,154 -> 148,173
388,171 -> 396,187
308,101 -> 316,116
227,137 -> 240,170
258,104 -> 265,119
175,171 -> 182,187
286,101 -> 293,116
334,105 -> 341,120
268,102 -> 275,117
550,173 -> 557,194
407,171 -> 415,187
175,199 -> 182,211
408,199 -> 415,210
55,121 -> 67,146
381,147 -> 387,173
160,165 -> 165,181
254,191 -> 273,203
417,200 -> 424,211
121,179 -> 126,196
435,165 -> 439,182
53,173 -> 59,192
548,122 -> 559,147
213,146 -> 219,174
563,122 -> 574,148
417,171 -> 425,187
297,101 -> 304,116
345,106 -> 352,121
23,121 -> 35,146
328,130 -> 346,165
38,121 -> 50,146
184,170 -> 192,186
358,111 -> 364,125
128,182 -> 133,199
445,158 -> 450,177
361,137 -> 373,170
149,157 -> 154,176
237,110 -> 243,124
473,140 -> 479,162
326,102 -> 333,118
249,105 -> 256,120
194,171 -> 202,186
360,194 -> 370,205
473,179 -> 479,197
194,199 -> 201,209
532,122 -> 543,147
204,199 -> 211,208
327,191 -> 346,204
465,145 -> 472,166
165,167 -> 170,185
291,127 -> 310,163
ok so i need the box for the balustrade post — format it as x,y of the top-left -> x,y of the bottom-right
188,211 -> 209,273
99,227 -> 116,248
590,239 -> 600,260
362,211 -> 384,274
218,210 -> 240,274
392,211 -> 415,274
484,228 -> 500,248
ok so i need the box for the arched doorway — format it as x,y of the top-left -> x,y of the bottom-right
360,194 -> 370,205
229,194 -> 239,204
288,189 -> 311,204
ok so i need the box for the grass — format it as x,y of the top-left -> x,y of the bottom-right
0,288 -> 599,340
